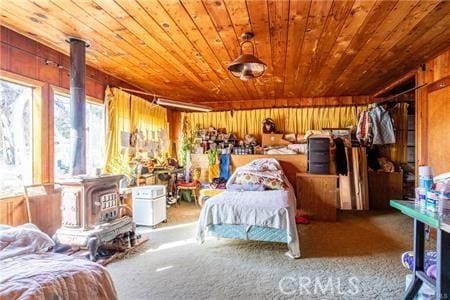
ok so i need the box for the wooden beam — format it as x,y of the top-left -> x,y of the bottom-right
373,70 -> 416,98
427,74 -> 450,93
198,95 -> 373,111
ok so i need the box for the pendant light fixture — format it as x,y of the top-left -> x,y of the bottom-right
227,32 -> 266,81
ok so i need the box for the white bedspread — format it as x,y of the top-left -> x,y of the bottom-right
197,158 -> 300,258
0,252 -> 117,300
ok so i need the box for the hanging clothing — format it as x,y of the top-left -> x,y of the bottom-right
334,138 -> 348,175
356,110 -> 372,144
370,106 -> 396,145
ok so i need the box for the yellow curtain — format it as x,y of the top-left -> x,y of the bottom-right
184,105 -> 367,139
130,94 -> 168,143
105,87 -> 168,173
105,87 -> 131,173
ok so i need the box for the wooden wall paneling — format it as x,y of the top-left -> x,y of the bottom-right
322,0 -> 399,95
1,26 -> 143,101
112,0 -> 230,100
425,48 -> 450,83
135,0 -> 240,101
0,42 -> 9,70
356,2 -> 450,94
155,0 -> 234,98
0,197 -> 27,226
311,0 -> 376,96
91,0 -> 215,95
37,43 -> 61,86
10,1 -> 183,98
430,50 -> 450,81
26,186 -> 62,236
2,1 -> 450,105
9,46 -> 39,79
294,0 -> 332,96
296,174 -> 338,221
201,0 -> 248,97
368,171 -> 403,209
427,75 -> 450,94
414,47 -> 450,181
301,0 -> 354,95
176,1 -> 249,101
343,1 -> 442,95
332,1 -> 418,94
266,0 -> 289,98
9,0 -> 183,98
282,0 -> 310,98
245,0 -> 275,98
426,86 -> 450,176
222,0 -> 265,99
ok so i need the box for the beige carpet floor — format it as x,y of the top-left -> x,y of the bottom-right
108,202 -> 413,299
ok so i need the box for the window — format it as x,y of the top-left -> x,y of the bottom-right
54,94 -> 106,178
0,79 -> 33,197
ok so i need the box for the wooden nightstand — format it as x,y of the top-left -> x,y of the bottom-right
296,173 -> 339,221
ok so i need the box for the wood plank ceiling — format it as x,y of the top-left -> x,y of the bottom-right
1,0 -> 450,105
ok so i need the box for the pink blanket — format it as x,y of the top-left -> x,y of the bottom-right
0,224 -> 117,300
0,252 -> 117,300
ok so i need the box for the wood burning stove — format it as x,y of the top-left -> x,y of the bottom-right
54,174 -> 135,261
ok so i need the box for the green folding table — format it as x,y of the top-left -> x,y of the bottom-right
390,200 -> 450,300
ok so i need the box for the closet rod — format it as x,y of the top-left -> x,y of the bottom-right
377,83 -> 427,104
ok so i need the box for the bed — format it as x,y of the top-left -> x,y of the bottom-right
0,224 -> 117,300
197,158 -> 300,258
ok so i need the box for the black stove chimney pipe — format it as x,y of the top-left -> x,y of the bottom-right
68,38 -> 88,175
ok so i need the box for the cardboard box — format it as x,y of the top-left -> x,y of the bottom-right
261,134 -> 291,147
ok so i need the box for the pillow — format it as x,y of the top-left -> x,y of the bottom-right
0,223 -> 55,260
247,159 -> 281,171
234,173 -> 285,190
235,173 -> 263,185
263,177 -> 286,190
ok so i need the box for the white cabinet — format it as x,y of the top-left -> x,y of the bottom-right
132,185 -> 167,227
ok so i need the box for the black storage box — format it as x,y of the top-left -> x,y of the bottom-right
308,137 -> 330,174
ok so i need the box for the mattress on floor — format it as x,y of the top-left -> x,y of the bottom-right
208,224 -> 287,243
